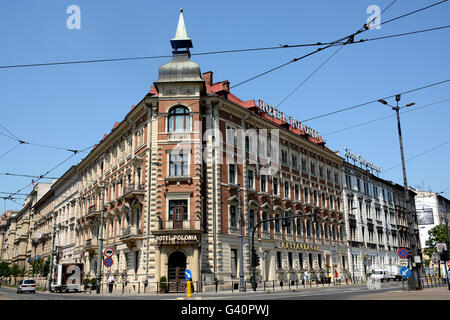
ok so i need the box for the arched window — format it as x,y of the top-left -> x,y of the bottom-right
168,106 -> 190,132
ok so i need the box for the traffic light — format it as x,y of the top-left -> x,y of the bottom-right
251,250 -> 260,268
440,250 -> 449,262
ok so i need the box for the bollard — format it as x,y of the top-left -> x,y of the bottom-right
186,280 -> 192,298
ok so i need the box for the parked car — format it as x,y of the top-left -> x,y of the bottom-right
17,279 -> 36,294
369,269 -> 390,282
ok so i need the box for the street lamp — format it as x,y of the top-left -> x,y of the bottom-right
96,184 -> 106,294
378,95 -> 421,290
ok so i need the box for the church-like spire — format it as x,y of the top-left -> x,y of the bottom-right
170,8 -> 193,51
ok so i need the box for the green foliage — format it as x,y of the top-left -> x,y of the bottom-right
42,257 -> 50,276
0,261 -> 10,277
31,257 -> 44,276
90,278 -> 97,286
159,276 -> 167,289
83,278 -> 90,286
424,224 -> 449,257
10,263 -> 20,278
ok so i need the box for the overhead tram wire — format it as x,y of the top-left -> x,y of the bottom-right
322,98 -> 450,136
0,143 -> 22,161
275,0 -> 399,107
5,144 -> 94,201
0,0 -> 445,72
300,79 -> 450,123
0,125 -> 89,154
382,140 -> 450,173
230,0 -> 447,90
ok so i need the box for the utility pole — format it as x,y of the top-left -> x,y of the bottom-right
48,211 -> 56,291
96,185 -> 105,294
238,183 -> 245,292
378,95 -> 421,290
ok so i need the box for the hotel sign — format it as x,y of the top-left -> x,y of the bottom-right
344,147 -> 381,173
156,234 -> 199,244
257,100 -> 322,140
281,241 -> 320,252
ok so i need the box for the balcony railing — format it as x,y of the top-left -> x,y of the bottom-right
121,184 -> 146,200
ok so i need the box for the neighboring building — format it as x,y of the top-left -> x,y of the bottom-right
7,183 -> 52,268
53,166 -> 79,265
414,190 -> 450,274
0,211 -> 17,261
342,158 -> 419,280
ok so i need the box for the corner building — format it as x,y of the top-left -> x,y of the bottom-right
73,11 -> 347,292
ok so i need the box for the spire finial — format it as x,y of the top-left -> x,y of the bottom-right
170,9 -> 193,51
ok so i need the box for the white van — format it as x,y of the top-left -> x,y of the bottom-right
369,269 -> 390,282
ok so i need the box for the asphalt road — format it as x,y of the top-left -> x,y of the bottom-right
0,282 -> 406,300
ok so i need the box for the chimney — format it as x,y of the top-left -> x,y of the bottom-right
203,71 -> 213,86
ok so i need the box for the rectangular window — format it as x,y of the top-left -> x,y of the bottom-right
299,252 -> 303,269
373,186 -> 378,198
262,212 -> 268,232
281,150 -> 288,165
277,252 -> 282,269
357,179 -> 361,192
134,251 -> 139,273
273,178 -> 279,196
249,209 -> 255,231
292,154 -> 298,169
319,165 -> 324,178
334,172 -> 339,184
314,190 -> 318,206
275,214 -> 280,233
169,153 -> 189,176
310,162 -> 316,176
346,174 -> 352,188
296,219 -> 302,236
308,253 -> 313,269
168,200 -> 188,221
261,175 -> 267,192
318,254 -> 322,269
304,187 -> 309,203
294,184 -> 299,200
288,252 -> 293,269
231,249 -> 237,278
247,170 -> 254,189
284,181 -> 289,198
229,164 -> 236,184
230,205 -> 237,228
302,158 -> 307,172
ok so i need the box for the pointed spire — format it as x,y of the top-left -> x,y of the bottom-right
170,8 -> 193,51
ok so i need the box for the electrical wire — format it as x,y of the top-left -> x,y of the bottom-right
276,44 -> 346,108
0,143 -> 22,161
322,98 -> 450,136
382,140 -> 450,173
300,79 -> 450,123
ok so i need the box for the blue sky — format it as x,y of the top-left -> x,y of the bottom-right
1,0 -> 449,210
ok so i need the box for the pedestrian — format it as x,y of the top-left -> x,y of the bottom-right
304,271 -> 309,284
108,275 -> 115,294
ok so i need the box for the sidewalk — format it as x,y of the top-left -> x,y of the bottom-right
353,287 -> 450,300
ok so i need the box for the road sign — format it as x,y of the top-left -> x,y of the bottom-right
400,260 -> 408,267
436,243 -> 447,253
104,247 -> 114,257
185,269 -> 192,281
400,266 -> 410,278
398,248 -> 409,259
104,257 -> 113,268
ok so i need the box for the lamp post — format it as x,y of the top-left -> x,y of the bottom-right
378,95 -> 422,290
96,184 -> 105,294
237,183 -> 246,292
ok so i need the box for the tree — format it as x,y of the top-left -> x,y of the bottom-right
42,256 -> 50,277
10,263 -> 20,284
424,224 -> 449,258
0,261 -> 11,278
31,257 -> 44,277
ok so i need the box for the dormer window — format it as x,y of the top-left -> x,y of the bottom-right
168,106 -> 190,132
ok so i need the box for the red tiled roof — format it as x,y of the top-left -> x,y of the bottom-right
113,122 -> 120,129
149,86 -> 158,96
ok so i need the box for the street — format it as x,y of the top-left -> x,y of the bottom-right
0,282 -> 419,300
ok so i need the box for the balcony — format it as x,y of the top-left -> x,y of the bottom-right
121,184 -> 146,201
85,205 -> 101,220
85,239 -> 98,254
120,225 -> 144,249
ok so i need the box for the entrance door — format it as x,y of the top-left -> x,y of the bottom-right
173,206 -> 184,229
168,251 -> 187,292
